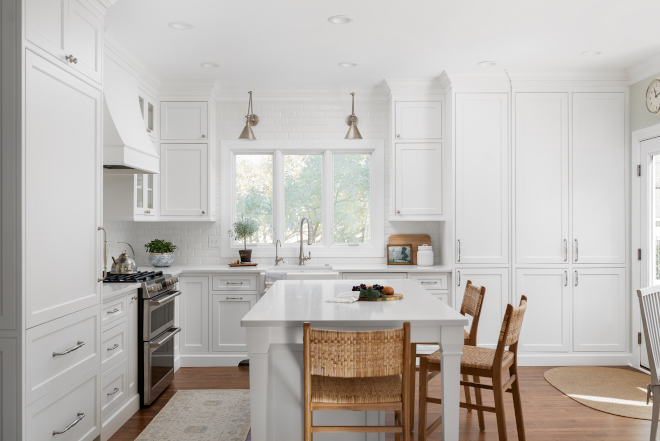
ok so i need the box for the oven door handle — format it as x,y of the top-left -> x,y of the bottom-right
149,290 -> 181,306
150,327 -> 181,348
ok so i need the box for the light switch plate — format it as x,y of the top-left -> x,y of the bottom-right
208,236 -> 221,248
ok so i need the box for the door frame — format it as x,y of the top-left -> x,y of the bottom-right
632,122 -> 660,369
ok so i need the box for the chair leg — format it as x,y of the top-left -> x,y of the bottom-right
510,365 -> 526,441
473,375 -> 486,431
395,411 -> 402,441
492,372 -> 509,441
463,373 -> 473,412
417,357 -> 430,441
409,343 -> 417,433
651,385 -> 660,441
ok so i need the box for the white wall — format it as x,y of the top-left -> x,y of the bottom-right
105,96 -> 444,266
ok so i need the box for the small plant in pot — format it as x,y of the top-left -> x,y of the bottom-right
228,216 -> 258,263
145,239 -> 177,267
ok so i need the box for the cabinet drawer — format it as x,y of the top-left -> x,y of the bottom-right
101,360 -> 128,420
409,273 -> 449,291
341,272 -> 407,281
212,275 -> 258,293
101,322 -> 127,373
102,295 -> 127,331
26,306 -> 100,405
26,366 -> 100,441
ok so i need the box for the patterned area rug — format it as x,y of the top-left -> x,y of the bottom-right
135,390 -> 251,441
544,367 -> 653,420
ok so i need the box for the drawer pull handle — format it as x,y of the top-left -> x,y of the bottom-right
107,388 -> 120,396
107,308 -> 119,314
53,412 -> 85,435
421,281 -> 438,285
227,297 -> 243,300
107,344 -> 119,351
53,341 -> 85,357
226,282 -> 243,285
131,295 -> 138,301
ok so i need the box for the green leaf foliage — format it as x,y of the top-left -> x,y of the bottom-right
144,239 -> 177,254
228,215 -> 259,250
359,286 -> 382,301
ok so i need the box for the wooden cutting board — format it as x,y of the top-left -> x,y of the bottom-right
388,234 -> 431,265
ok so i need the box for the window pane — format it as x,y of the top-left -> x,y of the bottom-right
284,155 -> 322,244
235,154 -> 273,243
334,154 -> 371,243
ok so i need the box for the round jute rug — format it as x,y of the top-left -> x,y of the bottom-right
544,366 -> 653,420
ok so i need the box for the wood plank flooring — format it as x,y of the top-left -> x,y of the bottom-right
110,366 -> 651,441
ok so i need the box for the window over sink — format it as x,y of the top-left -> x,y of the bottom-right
221,140 -> 384,258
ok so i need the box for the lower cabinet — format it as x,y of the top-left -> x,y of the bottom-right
101,360 -> 128,420
341,272 -> 407,282
179,277 -> 210,353
126,291 -> 139,396
211,295 -> 256,352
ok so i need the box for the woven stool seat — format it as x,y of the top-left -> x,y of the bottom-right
427,346 -> 514,371
311,375 -> 402,404
464,329 -> 470,341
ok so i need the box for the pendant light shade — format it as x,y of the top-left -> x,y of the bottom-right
238,91 -> 259,140
345,92 -> 363,140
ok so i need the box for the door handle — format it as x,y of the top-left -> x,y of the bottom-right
150,327 -> 181,348
564,271 -> 568,287
53,413 -> 85,435
457,271 -> 461,286
575,271 -> 578,286
457,239 -> 461,262
107,388 -> 120,396
98,227 -> 107,282
574,239 -> 578,262
149,290 -> 181,306
53,341 -> 85,357
107,344 -> 119,351
226,297 -> 243,300
564,239 -> 567,262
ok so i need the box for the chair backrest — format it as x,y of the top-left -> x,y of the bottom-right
498,295 -> 528,348
460,280 -> 486,344
638,286 -> 660,384
304,322 -> 410,378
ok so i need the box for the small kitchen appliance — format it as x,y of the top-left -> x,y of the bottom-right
111,242 -> 138,274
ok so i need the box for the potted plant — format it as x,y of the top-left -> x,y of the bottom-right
228,216 -> 258,262
145,239 -> 177,267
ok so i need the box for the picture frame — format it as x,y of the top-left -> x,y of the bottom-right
387,244 -> 413,265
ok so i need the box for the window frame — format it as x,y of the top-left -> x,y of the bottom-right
220,140 -> 385,258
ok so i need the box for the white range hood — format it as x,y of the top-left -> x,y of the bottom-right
103,55 -> 159,174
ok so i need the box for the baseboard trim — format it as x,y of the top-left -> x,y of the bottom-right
516,353 -> 633,366
180,354 -> 249,367
175,354 -> 181,372
101,393 -> 140,441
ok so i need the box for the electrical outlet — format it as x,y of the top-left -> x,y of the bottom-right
208,236 -> 221,248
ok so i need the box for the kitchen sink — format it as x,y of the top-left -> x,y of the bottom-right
266,265 -> 339,281
267,264 -> 334,272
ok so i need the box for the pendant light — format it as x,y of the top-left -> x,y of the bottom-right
345,92 -> 363,140
238,91 -> 259,140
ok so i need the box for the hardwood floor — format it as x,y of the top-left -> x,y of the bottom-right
110,366 -> 651,441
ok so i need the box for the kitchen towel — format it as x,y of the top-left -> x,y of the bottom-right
327,292 -> 360,303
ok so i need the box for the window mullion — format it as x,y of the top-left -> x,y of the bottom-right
323,150 -> 334,247
273,150 -> 284,246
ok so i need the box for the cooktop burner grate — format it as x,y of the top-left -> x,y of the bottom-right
103,271 -> 164,283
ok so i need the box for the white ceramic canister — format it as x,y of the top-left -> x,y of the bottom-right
417,244 -> 434,266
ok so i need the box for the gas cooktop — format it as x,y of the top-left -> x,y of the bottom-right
103,271 -> 164,283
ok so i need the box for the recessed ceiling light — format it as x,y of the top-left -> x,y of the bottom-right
477,61 -> 497,67
338,62 -> 357,68
581,50 -> 602,57
200,62 -> 219,68
168,22 -> 194,30
328,15 -> 354,25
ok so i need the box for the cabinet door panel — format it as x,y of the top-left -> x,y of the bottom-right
455,94 -> 509,264
212,295 -> 256,352
515,269 -> 569,352
573,268 -> 626,352
395,101 -> 442,140
25,51 -> 101,328
68,0 -> 102,84
455,268 -> 508,349
160,102 -> 208,140
178,277 -> 209,353
515,93 -> 569,264
26,0 -> 67,60
572,93 -> 625,264
160,144 -> 208,216
395,143 -> 442,215
126,291 -> 138,395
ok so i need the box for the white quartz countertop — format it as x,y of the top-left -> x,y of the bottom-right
132,264 -> 452,276
103,282 -> 140,297
241,279 -> 467,328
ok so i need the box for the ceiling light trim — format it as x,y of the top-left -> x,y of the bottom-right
168,21 -> 195,30
327,15 -> 354,24
338,62 -> 358,68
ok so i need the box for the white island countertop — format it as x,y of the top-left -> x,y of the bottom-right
241,279 -> 466,328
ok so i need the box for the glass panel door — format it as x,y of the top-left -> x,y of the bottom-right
147,174 -> 154,210
136,174 -> 144,209
147,102 -> 154,134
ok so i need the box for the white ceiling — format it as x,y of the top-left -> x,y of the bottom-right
105,0 -> 660,87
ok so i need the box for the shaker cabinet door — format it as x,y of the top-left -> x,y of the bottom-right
26,0 -> 68,61
160,144 -> 209,216
395,101 -> 442,140
67,0 -> 103,84
212,295 -> 256,352
395,143 -> 442,216
178,277 -> 210,354
160,102 -> 208,141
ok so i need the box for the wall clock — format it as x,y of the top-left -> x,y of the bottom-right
647,78 -> 660,114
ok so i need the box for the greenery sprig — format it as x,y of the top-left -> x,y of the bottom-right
144,239 -> 177,254
359,286 -> 382,301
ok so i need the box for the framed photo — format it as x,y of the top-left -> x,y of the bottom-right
387,244 -> 413,265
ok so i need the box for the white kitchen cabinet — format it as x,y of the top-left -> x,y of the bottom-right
394,143 -> 442,216
178,277 -> 210,354
573,268 -> 626,352
211,295 -> 256,352
515,93 -> 569,264
126,291 -> 139,396
101,360 -> 127,420
572,93 -> 625,264
515,269 -> 570,352
455,268 -> 509,349
341,272 -> 408,282
26,0 -> 103,84
138,91 -> 157,138
160,143 -> 210,217
455,93 -> 509,264
395,101 -> 442,140
134,171 -> 156,218
160,101 -> 208,141
25,51 -> 102,328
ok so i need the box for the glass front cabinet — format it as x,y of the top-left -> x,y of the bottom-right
135,90 -> 158,219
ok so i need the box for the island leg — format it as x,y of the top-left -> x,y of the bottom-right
247,327 -> 271,441
440,325 -> 464,441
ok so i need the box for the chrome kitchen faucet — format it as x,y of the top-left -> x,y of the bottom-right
299,217 -> 312,265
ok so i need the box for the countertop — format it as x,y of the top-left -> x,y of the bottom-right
241,279 -> 467,328
137,264 -> 452,276
103,282 -> 140,297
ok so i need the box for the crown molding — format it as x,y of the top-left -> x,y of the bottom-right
627,52 -> 660,85
84,0 -> 116,15
160,80 -> 222,101
506,69 -> 629,89
104,30 -> 162,90
383,78 -> 448,97
443,70 -> 511,92
217,84 -> 388,101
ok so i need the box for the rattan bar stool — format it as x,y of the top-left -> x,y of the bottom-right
637,286 -> 660,441
418,296 -> 528,441
303,322 -> 411,440
409,280 -> 487,430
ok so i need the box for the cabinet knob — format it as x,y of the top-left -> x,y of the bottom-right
202,211 -> 205,214
202,134 -> 206,138
397,210 -> 401,214
65,55 -> 78,64
396,134 -> 400,138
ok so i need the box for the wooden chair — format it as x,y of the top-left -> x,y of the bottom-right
418,296 -> 528,441
408,280 -> 487,430
637,286 -> 660,441
303,322 -> 411,440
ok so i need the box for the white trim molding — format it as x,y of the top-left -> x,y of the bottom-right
627,52 -> 660,85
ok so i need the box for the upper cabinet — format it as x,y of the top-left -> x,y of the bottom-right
455,93 -> 509,264
139,90 -> 157,139
26,0 -> 103,85
161,102 -> 208,141
395,102 -> 442,140
160,144 -> 210,217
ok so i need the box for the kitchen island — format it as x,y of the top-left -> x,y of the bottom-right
241,279 -> 468,441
